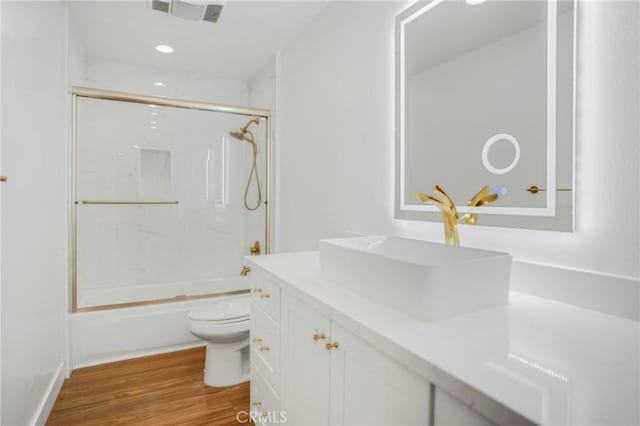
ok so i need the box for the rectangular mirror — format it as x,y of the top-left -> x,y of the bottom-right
395,0 -> 576,231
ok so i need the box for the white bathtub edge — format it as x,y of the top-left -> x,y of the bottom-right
71,294 -> 246,369
73,341 -> 206,370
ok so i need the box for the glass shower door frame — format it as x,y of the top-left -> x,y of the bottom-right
70,86 -> 271,313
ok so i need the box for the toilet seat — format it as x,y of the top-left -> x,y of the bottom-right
188,297 -> 250,323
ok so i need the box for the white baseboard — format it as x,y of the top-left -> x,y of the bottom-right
511,260 -> 640,321
32,361 -> 65,426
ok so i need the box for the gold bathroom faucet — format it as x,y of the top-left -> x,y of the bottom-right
417,185 -> 460,247
461,186 -> 498,225
416,185 -> 498,246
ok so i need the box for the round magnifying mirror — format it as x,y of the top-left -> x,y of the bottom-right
481,133 -> 521,175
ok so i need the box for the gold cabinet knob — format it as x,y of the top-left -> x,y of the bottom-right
0,176 -> 6,182
260,293 -> 271,299
325,341 -> 339,350
313,333 -> 326,341
259,345 -> 270,352
252,337 -> 262,343
254,287 -> 263,293
252,400 -> 262,407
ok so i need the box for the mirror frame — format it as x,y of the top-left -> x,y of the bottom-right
394,0 -> 577,231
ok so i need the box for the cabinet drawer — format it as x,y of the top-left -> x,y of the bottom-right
251,301 -> 280,392
251,361 -> 282,426
252,271 -> 281,321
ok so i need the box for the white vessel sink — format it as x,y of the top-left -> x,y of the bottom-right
319,236 -> 512,321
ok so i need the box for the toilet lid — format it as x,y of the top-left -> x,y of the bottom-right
188,297 -> 250,322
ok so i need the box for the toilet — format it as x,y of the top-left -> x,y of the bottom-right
188,295 -> 250,387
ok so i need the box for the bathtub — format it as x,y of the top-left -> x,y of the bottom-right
71,277 -> 250,368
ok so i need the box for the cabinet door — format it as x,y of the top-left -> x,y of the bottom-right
329,322 -> 431,426
281,294 -> 332,426
434,387 -> 497,426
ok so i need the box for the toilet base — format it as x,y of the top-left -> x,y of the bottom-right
203,341 -> 250,387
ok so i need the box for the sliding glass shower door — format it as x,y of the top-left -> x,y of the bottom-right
72,90 -> 269,311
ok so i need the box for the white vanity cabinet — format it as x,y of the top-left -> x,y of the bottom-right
328,321 -> 432,425
250,267 -> 528,426
249,270 -> 283,426
281,293 -> 432,426
281,293 -> 332,425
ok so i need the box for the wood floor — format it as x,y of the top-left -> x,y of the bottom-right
48,347 -> 251,426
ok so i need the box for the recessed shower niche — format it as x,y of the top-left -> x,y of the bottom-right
138,148 -> 172,198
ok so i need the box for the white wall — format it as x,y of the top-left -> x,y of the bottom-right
1,2 -> 69,424
277,1 -> 639,280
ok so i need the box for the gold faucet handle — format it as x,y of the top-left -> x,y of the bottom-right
416,192 -> 442,205
467,186 -> 491,206
434,185 -> 456,210
250,240 -> 261,256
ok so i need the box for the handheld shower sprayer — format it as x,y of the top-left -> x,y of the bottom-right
230,117 -> 262,211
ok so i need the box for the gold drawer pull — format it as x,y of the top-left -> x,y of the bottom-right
254,287 -> 263,293
313,333 -> 326,341
260,293 -> 271,299
325,341 -> 339,350
252,400 -> 262,407
252,337 -> 262,343
259,345 -> 270,352
0,176 -> 7,182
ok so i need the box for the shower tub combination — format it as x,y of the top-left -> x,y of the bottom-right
70,87 -> 271,367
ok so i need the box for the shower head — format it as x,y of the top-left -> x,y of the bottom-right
230,117 -> 260,142
230,130 -> 246,141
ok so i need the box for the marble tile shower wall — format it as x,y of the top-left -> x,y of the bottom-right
75,97 -> 263,300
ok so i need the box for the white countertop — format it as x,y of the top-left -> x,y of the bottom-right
247,251 -> 640,426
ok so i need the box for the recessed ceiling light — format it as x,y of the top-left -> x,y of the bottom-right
465,0 -> 487,4
155,44 -> 174,54
150,126 -> 158,130
153,81 -> 165,87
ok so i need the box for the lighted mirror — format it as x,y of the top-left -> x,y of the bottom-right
395,0 -> 576,231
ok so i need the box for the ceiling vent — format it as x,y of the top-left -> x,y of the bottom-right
151,0 -> 226,23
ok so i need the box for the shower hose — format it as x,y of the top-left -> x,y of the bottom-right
243,130 -> 262,211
